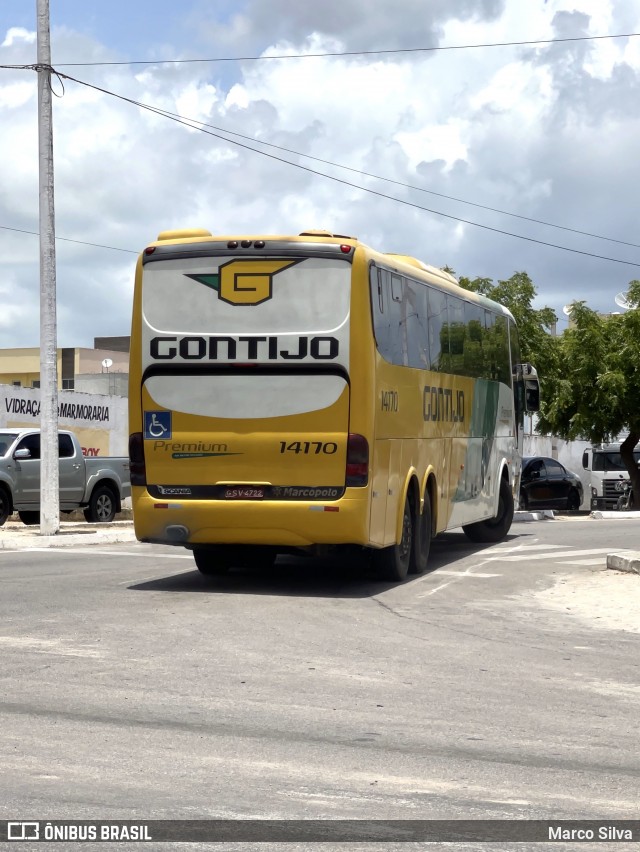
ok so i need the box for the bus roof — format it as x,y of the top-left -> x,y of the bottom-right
145,228 -> 514,320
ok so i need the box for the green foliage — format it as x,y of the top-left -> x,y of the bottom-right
450,267 -> 640,489
537,282 -> 640,445
456,270 -> 560,386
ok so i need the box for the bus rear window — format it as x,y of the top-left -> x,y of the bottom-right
142,256 -> 350,335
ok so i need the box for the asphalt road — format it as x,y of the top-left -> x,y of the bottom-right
0,518 -> 638,851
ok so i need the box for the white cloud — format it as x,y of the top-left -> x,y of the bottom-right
2,26 -> 35,47
1,0 -> 640,351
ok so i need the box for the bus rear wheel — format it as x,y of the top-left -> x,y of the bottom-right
193,545 -> 276,575
410,491 -> 431,575
373,495 -> 414,582
193,547 -> 233,575
462,477 -> 514,544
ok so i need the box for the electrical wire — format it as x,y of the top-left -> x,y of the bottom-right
47,32 -> 640,67
0,223 -> 137,253
49,69 -> 640,270
137,107 -> 640,251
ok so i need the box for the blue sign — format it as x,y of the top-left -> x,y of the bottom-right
144,410 -> 172,440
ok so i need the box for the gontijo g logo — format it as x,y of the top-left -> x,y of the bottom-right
185,258 -> 300,306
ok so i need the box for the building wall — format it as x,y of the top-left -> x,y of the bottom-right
74,372 -> 129,397
94,336 -> 130,353
0,347 -> 129,390
0,347 -> 62,388
76,348 -> 129,374
0,386 -> 128,456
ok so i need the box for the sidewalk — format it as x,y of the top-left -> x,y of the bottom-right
513,509 -> 640,575
0,518 -> 137,549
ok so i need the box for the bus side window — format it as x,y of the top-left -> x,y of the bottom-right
483,310 -> 496,379
405,280 -> 429,370
386,273 -> 407,366
446,296 -> 465,374
369,266 -> 393,363
427,287 -> 448,371
463,301 -> 484,378
494,315 -> 511,385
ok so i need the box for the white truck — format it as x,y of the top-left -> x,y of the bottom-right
0,428 -> 131,526
582,442 -> 640,510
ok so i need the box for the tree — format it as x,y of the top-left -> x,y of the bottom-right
538,280 -> 640,501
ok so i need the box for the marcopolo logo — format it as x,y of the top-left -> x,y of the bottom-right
185,258 -> 300,306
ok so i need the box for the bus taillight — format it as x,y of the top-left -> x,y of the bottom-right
129,432 -> 147,485
346,433 -> 369,487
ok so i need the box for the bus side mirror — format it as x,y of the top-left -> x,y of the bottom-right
582,451 -> 588,470
524,380 -> 540,413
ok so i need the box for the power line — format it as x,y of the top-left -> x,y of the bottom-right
4,58 -> 639,248
50,70 -> 640,270
0,222 -> 137,253
48,32 -> 640,67
139,108 -> 640,251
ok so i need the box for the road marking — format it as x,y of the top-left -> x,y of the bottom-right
491,543 -> 569,552
19,548 -> 192,559
490,547 -> 612,562
0,636 -> 103,657
418,558 -> 502,596
434,570 -> 502,578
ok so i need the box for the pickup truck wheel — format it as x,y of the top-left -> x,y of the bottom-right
0,486 -> 11,526
18,511 -> 40,526
84,485 -> 117,523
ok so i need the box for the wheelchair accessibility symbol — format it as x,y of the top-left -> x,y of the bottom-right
144,411 -> 172,440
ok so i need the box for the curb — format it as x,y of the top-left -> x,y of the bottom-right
590,510 -> 639,520
513,510 -> 556,522
0,521 -> 137,550
607,551 -> 640,575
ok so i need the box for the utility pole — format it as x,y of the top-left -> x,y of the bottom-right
36,0 -> 60,535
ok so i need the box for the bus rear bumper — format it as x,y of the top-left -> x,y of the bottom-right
132,490 -> 371,548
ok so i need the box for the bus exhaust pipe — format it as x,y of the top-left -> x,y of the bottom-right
166,525 -> 189,542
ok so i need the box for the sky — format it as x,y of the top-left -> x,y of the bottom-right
1,0 -> 640,349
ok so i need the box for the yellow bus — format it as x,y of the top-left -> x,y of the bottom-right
128,228 -> 539,581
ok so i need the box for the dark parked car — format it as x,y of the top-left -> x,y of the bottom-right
519,456 -> 584,511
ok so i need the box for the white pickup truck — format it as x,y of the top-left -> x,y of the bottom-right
0,428 -> 131,526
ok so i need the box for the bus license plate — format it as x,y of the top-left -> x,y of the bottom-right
224,487 -> 264,500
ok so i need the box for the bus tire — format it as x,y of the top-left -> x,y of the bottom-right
193,545 -> 275,575
84,484 -> 118,523
193,547 -> 232,575
0,485 -> 12,526
18,510 -> 40,526
410,491 -> 431,575
462,477 -> 514,544
373,495 -> 413,582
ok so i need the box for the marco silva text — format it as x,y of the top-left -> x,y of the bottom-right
549,824 -> 635,841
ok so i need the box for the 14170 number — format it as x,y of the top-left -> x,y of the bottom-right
279,441 -> 337,455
